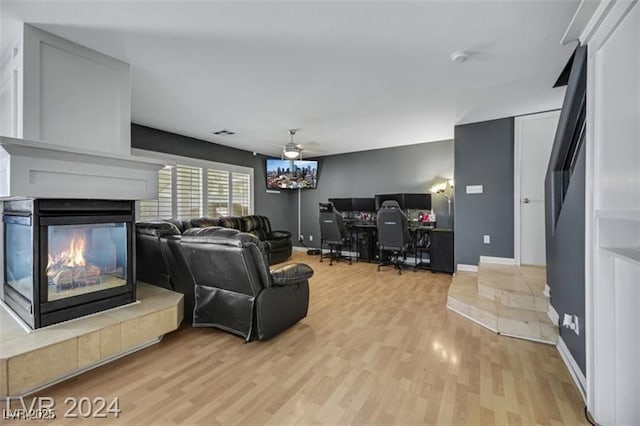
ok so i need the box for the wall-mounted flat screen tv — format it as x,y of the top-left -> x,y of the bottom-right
266,159 -> 318,189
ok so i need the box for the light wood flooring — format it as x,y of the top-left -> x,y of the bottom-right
27,253 -> 586,425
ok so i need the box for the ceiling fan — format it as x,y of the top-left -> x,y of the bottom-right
268,129 -> 326,160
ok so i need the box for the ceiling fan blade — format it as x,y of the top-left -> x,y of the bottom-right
264,141 -> 285,148
301,147 -> 328,155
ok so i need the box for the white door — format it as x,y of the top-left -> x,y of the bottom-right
515,111 -> 560,266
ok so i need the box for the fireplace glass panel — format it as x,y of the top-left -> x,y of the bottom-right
5,221 -> 34,302
46,223 -> 127,302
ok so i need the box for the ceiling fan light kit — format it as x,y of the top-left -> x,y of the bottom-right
282,129 -> 302,160
283,143 -> 301,159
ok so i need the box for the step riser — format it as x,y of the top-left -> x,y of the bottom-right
477,283 -> 549,312
447,295 -> 557,344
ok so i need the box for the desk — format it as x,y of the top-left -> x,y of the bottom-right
346,222 -> 454,274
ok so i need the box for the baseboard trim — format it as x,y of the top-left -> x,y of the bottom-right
547,303 -> 559,326
457,264 -> 478,272
479,256 -> 516,265
556,336 -> 586,402
543,283 -> 551,298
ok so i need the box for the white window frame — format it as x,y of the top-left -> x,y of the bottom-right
132,148 -> 254,220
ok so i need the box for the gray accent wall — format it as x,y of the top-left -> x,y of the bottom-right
547,143 -> 586,373
454,118 -> 515,265
294,140 -> 454,248
131,124 -> 291,231
544,45 -> 586,374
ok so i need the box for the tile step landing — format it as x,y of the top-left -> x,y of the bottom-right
478,262 -> 549,312
447,266 -> 558,345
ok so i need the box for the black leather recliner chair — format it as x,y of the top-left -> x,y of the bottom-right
377,200 -> 410,274
178,226 -> 313,341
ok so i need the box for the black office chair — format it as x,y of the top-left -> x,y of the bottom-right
377,200 -> 410,274
318,202 -> 352,266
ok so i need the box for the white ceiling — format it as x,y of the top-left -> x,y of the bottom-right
1,0 -> 579,157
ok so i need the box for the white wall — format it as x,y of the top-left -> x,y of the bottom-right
0,37 -> 22,138
21,25 -> 131,155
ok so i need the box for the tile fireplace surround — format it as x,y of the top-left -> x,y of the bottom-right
0,136 -> 182,397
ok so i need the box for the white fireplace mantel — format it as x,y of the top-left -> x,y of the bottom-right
0,136 -> 168,200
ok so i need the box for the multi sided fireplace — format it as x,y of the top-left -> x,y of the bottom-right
2,198 -> 136,329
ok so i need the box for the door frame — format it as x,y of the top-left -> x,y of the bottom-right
513,110 -> 561,266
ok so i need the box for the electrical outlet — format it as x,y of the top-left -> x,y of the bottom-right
483,235 -> 491,244
309,235 -> 313,242
562,313 -> 580,335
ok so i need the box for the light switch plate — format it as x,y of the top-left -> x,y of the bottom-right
466,185 -> 483,194
483,235 -> 491,244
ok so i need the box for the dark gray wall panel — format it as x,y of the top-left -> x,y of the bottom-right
547,139 -> 586,374
454,118 -> 515,265
131,124 -> 291,231
293,140 -> 454,248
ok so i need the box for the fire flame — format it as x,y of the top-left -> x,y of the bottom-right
47,237 -> 87,271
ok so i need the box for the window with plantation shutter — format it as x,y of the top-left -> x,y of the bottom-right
175,165 -> 202,219
207,169 -> 230,216
133,149 -> 253,222
139,167 -> 173,221
231,172 -> 251,216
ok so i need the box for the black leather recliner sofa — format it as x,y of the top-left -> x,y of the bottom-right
135,221 -> 312,340
179,227 -> 312,341
190,215 -> 292,265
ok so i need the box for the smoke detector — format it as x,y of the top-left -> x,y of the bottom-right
450,50 -> 470,63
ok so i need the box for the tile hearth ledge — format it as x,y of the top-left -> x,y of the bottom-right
0,283 -> 184,397
0,136 -> 168,200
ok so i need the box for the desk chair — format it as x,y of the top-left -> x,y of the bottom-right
377,200 -> 410,274
319,202 -> 352,266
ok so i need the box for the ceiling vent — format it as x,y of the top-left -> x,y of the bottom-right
210,129 -> 235,136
